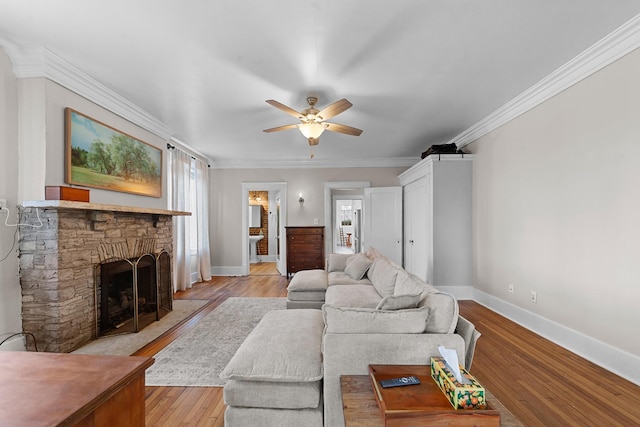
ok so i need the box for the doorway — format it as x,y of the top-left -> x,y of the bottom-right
333,197 -> 363,255
323,181 -> 370,257
241,182 -> 287,276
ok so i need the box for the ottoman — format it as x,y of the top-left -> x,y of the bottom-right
221,309 -> 324,427
286,269 -> 328,309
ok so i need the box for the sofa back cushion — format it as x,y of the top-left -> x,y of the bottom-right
327,253 -> 353,272
323,305 -> 429,334
368,257 -> 401,297
421,291 -> 459,334
394,271 -> 459,334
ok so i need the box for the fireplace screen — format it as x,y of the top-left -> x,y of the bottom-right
96,250 -> 172,337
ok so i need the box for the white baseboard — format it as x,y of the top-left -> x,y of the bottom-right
473,289 -> 640,387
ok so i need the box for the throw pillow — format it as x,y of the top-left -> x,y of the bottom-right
344,253 -> 373,280
375,293 -> 421,310
323,305 -> 429,334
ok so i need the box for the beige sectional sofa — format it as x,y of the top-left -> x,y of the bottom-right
321,248 -> 479,426
222,247 -> 480,427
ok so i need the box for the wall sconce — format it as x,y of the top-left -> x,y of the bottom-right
298,193 -> 305,204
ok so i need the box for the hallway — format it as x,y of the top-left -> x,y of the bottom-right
249,262 -> 280,276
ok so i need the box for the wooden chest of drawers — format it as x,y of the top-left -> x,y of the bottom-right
286,226 -> 325,277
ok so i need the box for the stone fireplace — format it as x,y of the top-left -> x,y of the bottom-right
18,201 -> 189,353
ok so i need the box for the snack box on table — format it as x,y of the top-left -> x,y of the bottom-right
430,357 -> 486,410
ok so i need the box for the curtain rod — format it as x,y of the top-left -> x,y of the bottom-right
167,143 -> 210,168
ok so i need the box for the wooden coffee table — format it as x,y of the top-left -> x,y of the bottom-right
341,365 -> 500,426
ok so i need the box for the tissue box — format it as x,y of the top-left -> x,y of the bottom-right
430,357 -> 486,410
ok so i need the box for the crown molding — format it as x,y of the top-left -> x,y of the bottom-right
452,13 -> 640,149
2,43 -> 175,141
210,156 -> 419,169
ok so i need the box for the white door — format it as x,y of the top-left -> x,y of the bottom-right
404,177 -> 429,282
363,187 -> 403,265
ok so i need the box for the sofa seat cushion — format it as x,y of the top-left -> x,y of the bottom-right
221,309 -> 324,383
224,379 -> 321,409
322,305 -> 430,334
325,284 -> 381,308
327,271 -> 372,286
287,270 -> 328,302
287,269 -> 328,292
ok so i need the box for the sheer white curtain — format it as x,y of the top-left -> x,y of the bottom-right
193,157 -> 212,282
170,147 -> 211,291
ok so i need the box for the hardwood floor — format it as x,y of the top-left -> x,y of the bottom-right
249,261 -> 280,275
136,276 -> 640,426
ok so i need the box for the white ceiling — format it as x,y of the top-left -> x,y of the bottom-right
1,1 -> 640,167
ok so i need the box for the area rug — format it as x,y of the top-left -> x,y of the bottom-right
71,299 -> 209,356
145,297 -> 286,387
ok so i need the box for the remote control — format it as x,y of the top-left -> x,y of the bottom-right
379,376 -> 421,388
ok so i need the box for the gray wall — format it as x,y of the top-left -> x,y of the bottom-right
0,49 -> 22,349
209,167 -> 405,271
467,48 -> 640,366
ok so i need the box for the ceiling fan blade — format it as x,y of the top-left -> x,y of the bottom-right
325,122 -> 363,136
263,124 -> 299,133
265,100 -> 303,119
316,98 -> 352,120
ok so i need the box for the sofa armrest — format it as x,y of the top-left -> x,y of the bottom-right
455,315 -> 481,370
322,332 -> 465,427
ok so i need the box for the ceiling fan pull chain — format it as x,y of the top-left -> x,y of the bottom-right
310,147 -> 315,159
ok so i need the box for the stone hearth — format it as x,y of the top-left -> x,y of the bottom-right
18,201 -> 188,353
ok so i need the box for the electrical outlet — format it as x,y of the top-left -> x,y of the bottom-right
530,291 -> 537,303
508,284 -> 514,294
0,199 -> 7,209
313,218 -> 319,225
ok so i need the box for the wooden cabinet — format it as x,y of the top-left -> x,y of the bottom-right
286,226 -> 325,277
399,154 -> 473,287
0,352 -> 153,427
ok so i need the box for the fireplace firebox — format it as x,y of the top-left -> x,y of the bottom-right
96,250 -> 172,337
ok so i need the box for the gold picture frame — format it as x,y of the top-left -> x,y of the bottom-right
65,108 -> 162,198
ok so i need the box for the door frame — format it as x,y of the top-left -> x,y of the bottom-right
241,182 -> 287,276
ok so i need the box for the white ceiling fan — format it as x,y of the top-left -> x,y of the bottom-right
263,96 -> 363,158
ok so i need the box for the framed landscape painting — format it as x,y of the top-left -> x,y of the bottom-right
65,108 -> 162,198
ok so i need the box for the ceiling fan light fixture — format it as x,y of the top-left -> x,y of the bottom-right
298,122 -> 326,139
